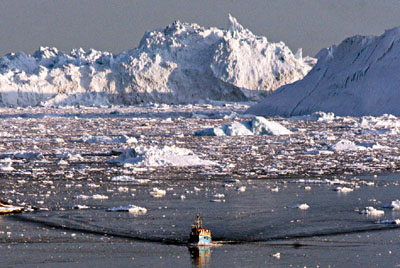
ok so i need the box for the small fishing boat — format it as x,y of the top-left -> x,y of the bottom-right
189,213 -> 212,245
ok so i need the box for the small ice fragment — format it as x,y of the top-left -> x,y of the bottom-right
150,188 -> 166,198
304,186 -> 311,190
210,199 -> 225,203
118,187 -> 129,192
290,204 -> 310,210
334,187 -> 353,193
236,186 -> 246,192
180,195 -> 186,200
73,205 -> 89,210
213,193 -> 225,199
376,219 -> 400,225
272,252 -> 281,259
271,187 -> 279,192
92,194 -> 108,200
57,159 -> 69,165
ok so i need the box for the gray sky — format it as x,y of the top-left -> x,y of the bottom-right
1,0 -> 400,57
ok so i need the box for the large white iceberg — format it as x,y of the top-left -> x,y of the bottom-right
0,15 -> 313,107
247,27 -> 400,116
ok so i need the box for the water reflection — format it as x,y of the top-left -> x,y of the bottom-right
188,246 -> 211,267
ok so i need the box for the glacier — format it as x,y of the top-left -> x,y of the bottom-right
247,27 -> 400,116
0,15 -> 313,107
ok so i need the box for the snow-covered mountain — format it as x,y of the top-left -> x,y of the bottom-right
0,15 -> 314,107
247,27 -> 400,116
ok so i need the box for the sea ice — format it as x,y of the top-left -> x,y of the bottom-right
106,205 -> 147,214
108,146 -> 216,167
359,206 -> 384,215
150,188 -> 166,198
383,200 -> 400,210
194,116 -> 292,136
290,203 -> 310,210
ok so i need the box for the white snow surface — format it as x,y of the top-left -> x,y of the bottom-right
247,27 -> 400,116
194,116 -> 292,136
108,146 -> 216,167
0,15 -> 313,107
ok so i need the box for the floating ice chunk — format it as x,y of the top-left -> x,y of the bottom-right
210,199 -> 226,203
359,206 -> 384,215
288,112 -> 336,122
55,152 -> 83,161
106,205 -> 147,214
376,219 -> 400,225
111,176 -> 150,184
330,140 -> 366,151
108,146 -> 216,167
194,117 -> 292,136
290,203 -> 310,210
73,194 -> 108,200
270,187 -> 279,192
0,159 -> 14,171
118,187 -> 129,192
236,186 -> 246,192
272,252 -> 281,259
73,135 -> 137,144
86,183 -> 100,188
383,200 -> 400,210
73,205 -> 90,209
57,159 -> 69,165
334,187 -> 354,193
150,188 -> 166,198
213,193 -> 225,198
92,194 -> 108,200
14,152 -> 43,159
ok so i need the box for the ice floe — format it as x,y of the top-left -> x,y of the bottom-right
376,219 -> 400,225
383,200 -> 400,210
149,188 -> 166,198
106,205 -> 147,214
111,176 -> 150,184
108,146 -> 216,167
194,116 -> 292,136
72,135 -> 137,144
289,203 -> 310,210
359,206 -> 384,215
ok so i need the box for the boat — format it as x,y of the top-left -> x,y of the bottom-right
189,213 -> 212,245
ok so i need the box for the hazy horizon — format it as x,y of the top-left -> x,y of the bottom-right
1,0 -> 400,57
